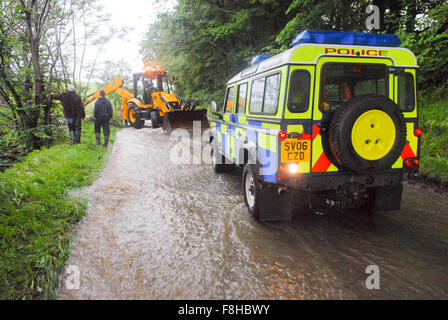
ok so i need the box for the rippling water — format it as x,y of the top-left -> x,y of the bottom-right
57,127 -> 448,299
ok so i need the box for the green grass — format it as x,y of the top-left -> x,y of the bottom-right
0,121 -> 117,299
419,93 -> 448,183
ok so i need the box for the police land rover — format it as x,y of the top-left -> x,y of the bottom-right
208,30 -> 421,221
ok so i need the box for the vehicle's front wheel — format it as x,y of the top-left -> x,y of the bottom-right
150,109 -> 163,129
128,105 -> 144,129
243,164 -> 261,220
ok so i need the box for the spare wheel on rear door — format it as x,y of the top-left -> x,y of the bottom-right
328,94 -> 406,173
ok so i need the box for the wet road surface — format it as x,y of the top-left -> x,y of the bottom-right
58,127 -> 448,299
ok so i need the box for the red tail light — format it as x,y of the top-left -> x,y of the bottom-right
404,159 -> 413,167
415,128 -> 422,136
278,131 -> 287,140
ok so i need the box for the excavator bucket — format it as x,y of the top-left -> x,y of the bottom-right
162,109 -> 209,131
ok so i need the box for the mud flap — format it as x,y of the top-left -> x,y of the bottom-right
258,185 -> 293,222
372,183 -> 403,211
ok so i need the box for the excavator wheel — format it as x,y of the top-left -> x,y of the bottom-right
128,105 -> 144,129
150,110 -> 163,129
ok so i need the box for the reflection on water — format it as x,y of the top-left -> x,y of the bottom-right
58,128 -> 448,299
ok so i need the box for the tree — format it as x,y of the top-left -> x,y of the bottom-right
0,0 -> 123,151
96,59 -> 132,110
140,0 -> 293,105
277,0 -> 448,91
0,0 -> 57,149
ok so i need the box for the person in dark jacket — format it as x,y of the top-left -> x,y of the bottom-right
94,90 -> 113,147
51,85 -> 85,144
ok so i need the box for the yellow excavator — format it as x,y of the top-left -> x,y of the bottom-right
83,67 -> 208,130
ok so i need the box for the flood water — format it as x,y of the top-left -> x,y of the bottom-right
57,127 -> 448,299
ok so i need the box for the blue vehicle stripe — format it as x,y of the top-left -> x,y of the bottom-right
221,133 -> 226,153
259,146 -> 277,183
235,138 -> 243,163
248,121 -> 262,127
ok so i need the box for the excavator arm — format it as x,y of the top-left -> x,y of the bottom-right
83,77 -> 134,106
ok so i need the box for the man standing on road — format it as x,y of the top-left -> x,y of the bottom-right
51,85 -> 85,144
94,90 -> 113,147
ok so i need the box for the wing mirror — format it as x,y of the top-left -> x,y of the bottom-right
210,101 -> 218,114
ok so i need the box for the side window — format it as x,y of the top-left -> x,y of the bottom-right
224,86 -> 235,113
288,70 -> 311,113
236,83 -> 248,114
263,74 -> 280,114
249,73 -> 281,114
249,78 -> 264,113
398,72 -> 415,112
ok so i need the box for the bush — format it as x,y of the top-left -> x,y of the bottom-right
419,92 -> 448,182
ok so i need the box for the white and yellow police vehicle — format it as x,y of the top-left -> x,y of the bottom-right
208,30 -> 421,221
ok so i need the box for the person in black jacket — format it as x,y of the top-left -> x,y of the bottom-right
51,85 -> 85,144
94,90 -> 113,147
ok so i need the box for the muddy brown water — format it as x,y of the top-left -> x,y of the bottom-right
57,127 -> 448,299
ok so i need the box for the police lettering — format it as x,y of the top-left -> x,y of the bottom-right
325,48 -> 388,56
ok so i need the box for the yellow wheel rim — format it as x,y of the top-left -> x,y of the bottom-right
351,110 -> 396,161
129,109 -> 135,123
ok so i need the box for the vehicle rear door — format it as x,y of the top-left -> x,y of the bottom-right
313,56 -> 393,173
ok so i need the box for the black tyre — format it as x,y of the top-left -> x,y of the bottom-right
128,105 -> 144,129
211,143 -> 234,173
150,109 -> 163,129
242,164 -> 261,220
328,94 -> 406,173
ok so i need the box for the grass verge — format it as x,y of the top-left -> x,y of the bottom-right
0,121 -> 117,299
419,93 -> 448,184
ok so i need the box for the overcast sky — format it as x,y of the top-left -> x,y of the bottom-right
86,0 -> 176,76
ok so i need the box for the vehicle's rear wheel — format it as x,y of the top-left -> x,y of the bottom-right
242,164 -> 261,220
128,105 -> 144,129
150,109 -> 163,129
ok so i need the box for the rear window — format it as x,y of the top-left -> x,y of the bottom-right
320,63 -> 388,111
398,72 -> 415,112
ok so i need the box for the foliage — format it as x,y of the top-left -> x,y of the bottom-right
398,1 -> 448,91
140,0 -> 292,105
0,0 -> 124,156
419,93 -> 448,182
275,0 -> 369,49
141,0 -> 448,107
95,59 -> 132,119
0,121 -> 116,299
